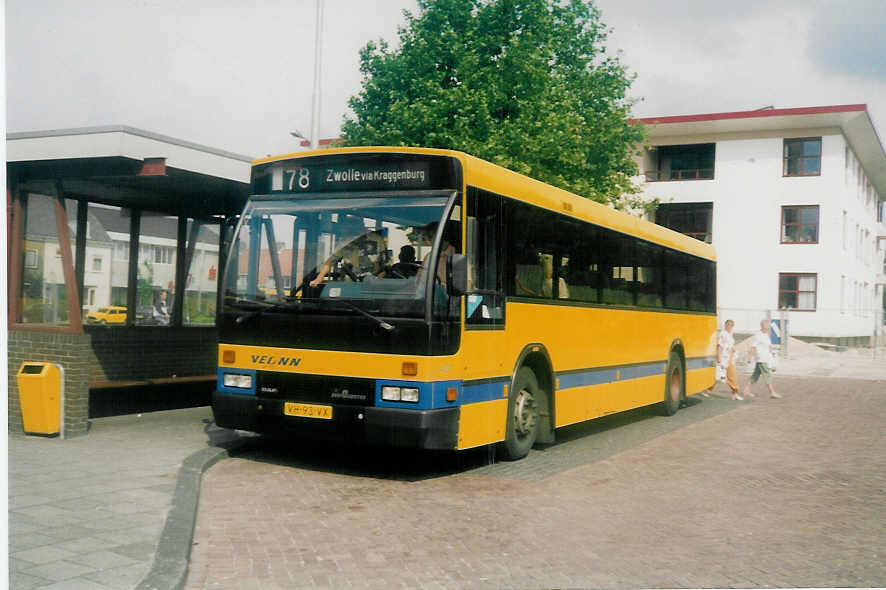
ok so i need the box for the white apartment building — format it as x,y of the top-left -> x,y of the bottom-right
636,105 -> 886,344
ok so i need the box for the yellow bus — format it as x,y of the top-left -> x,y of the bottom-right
213,147 -> 716,459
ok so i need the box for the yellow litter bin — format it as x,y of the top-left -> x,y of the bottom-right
16,362 -> 64,437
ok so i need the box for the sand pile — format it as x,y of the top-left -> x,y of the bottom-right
782,337 -> 837,358
733,335 -> 835,359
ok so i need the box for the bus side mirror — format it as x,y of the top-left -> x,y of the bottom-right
447,254 -> 467,297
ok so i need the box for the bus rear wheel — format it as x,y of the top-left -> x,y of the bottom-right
500,367 -> 541,460
662,351 -> 684,416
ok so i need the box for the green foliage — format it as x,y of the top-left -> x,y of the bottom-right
137,260 -> 155,306
22,268 -> 43,299
341,0 -> 647,207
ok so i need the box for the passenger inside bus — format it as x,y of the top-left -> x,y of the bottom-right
378,245 -> 421,278
308,230 -> 387,288
516,253 -> 569,299
413,221 -> 460,287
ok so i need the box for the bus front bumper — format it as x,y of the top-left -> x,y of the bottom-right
212,391 -> 459,450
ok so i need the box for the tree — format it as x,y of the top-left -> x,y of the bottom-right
341,0 -> 646,207
137,259 -> 155,307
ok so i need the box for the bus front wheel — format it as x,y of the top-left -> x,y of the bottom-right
501,367 -> 541,460
662,351 -> 684,416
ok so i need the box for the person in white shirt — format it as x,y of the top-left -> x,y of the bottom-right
718,320 -> 740,399
741,319 -> 781,399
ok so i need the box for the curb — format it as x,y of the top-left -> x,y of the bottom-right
134,442 -> 247,590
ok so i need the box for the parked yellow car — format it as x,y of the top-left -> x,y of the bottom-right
86,306 -> 128,325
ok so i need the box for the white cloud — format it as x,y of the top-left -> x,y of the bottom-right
597,0 -> 886,138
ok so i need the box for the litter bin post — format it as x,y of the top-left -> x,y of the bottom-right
16,362 -> 66,438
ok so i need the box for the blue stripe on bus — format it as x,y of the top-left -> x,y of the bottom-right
686,356 -> 716,370
461,379 -> 507,405
556,361 -> 667,389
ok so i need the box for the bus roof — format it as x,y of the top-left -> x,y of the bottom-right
253,146 -> 716,261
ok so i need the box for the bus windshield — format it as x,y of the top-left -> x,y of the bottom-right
222,193 -> 454,316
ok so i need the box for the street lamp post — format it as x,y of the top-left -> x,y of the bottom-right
310,0 -> 324,150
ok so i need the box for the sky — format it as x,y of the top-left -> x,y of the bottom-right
5,0 -> 886,159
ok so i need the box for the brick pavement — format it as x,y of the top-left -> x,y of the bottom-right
185,376 -> 886,589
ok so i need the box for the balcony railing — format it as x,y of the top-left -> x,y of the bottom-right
645,168 -> 714,182
683,231 -> 712,243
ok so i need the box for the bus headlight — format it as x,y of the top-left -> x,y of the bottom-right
223,373 -> 253,389
381,386 -> 401,401
381,386 -> 420,403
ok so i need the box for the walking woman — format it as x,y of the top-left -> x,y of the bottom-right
719,319 -> 741,399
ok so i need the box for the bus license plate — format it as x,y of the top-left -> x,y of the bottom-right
284,402 -> 333,420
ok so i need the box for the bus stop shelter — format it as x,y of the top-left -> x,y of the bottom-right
7,126 -> 252,436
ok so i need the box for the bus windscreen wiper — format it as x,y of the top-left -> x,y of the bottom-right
337,300 -> 395,332
232,300 -> 301,325
305,298 -> 395,332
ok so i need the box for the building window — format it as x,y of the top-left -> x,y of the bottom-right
781,205 -> 819,244
779,273 -> 817,311
92,257 -> 103,271
154,245 -> 175,265
24,249 -> 38,269
655,202 -> 713,243
114,242 -> 129,261
645,143 -> 715,182
783,137 -> 821,176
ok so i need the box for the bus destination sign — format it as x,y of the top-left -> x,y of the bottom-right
272,161 -> 432,193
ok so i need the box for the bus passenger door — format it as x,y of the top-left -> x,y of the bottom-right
463,188 -> 505,380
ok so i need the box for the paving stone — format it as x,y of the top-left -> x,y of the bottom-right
83,563 -> 149,589
8,494 -> 53,509
68,549 -> 140,570
36,579 -> 117,590
8,519 -> 41,536
12,544 -> 78,565
93,529 -> 156,546
50,536 -> 122,554
9,532 -> 55,553
20,559 -> 100,582
11,504 -> 89,526
9,570 -> 51,590
107,540 -> 156,562
37,524 -> 106,544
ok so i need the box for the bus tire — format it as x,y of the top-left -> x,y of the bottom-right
500,367 -> 541,460
662,351 -> 684,416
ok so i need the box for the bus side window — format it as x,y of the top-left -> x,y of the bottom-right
466,187 -> 504,324
636,240 -> 664,308
555,218 -> 598,302
664,250 -> 689,310
687,255 -> 711,312
601,230 -> 635,306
